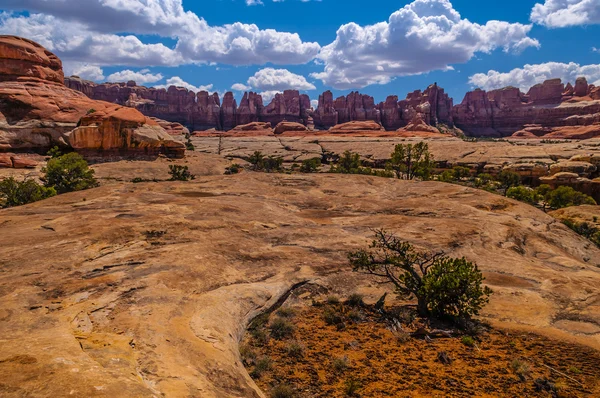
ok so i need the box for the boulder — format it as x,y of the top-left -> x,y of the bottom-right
574,77 -> 588,97
150,118 -> 190,136
328,120 -> 384,133
229,122 -> 272,132
273,121 -> 308,135
549,161 -> 597,177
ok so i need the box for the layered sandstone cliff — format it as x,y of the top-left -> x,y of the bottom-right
65,78 -> 313,132
454,78 -> 600,137
0,35 -> 184,158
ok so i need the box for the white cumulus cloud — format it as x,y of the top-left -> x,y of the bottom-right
311,0 -> 540,89
531,0 -> 600,28
247,68 -> 316,91
0,0 -> 320,67
231,83 -> 252,91
63,62 -> 105,81
468,62 -> 600,91
106,69 -> 164,84
154,76 -> 214,92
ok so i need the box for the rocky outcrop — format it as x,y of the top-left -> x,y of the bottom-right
0,35 -> 64,84
314,84 -> 453,131
236,92 -> 263,126
328,120 -> 384,133
0,35 -> 184,158
454,78 -> 600,137
273,121 -> 308,135
0,153 -> 39,169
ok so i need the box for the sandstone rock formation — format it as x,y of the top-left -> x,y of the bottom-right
313,84 -> 453,131
328,120 -> 384,133
273,121 -> 308,135
0,35 -> 184,158
454,78 -> 600,137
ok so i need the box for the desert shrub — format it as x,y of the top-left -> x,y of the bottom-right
437,170 -> 455,183
452,166 -> 471,180
225,163 -> 242,175
497,170 -> 521,195
251,328 -> 270,346
349,229 -> 492,321
263,156 -> 284,173
250,357 -> 272,378
269,317 -> 295,340
248,151 -> 265,170
239,344 -> 256,366
86,108 -> 96,115
168,165 -> 195,181
346,293 -> 364,307
461,336 -> 475,347
47,146 -> 62,158
299,157 -> 321,173
344,379 -> 361,397
185,139 -> 195,151
563,219 -> 600,247
276,307 -> 296,318
387,142 -> 434,180
330,151 -> 362,174
510,359 -> 531,381
347,309 -> 363,322
326,295 -> 340,305
270,384 -> 295,398
475,173 -> 495,186
506,186 -> 539,204
41,152 -> 98,194
332,356 -> 350,373
323,307 -> 344,327
0,177 -> 56,208
285,341 -> 305,358
545,186 -> 596,209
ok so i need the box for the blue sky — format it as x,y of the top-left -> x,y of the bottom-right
1,0 -> 599,106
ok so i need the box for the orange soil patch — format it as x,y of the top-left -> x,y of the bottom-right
242,299 -> 600,398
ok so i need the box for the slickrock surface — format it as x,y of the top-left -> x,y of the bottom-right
1,154 -> 599,397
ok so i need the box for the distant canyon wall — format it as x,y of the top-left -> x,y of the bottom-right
66,76 -> 600,136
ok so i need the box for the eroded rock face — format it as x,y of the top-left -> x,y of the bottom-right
273,121 -> 308,135
454,78 -> 600,137
0,35 -> 184,158
0,35 -> 64,84
328,120 -> 384,133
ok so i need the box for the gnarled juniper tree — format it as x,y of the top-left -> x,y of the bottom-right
348,229 -> 491,322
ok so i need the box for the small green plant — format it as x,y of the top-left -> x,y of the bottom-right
461,336 -> 475,347
299,158 -> 321,173
437,170 -> 455,183
250,356 -> 272,379
248,151 -> 265,170
323,307 -> 344,327
346,293 -> 364,307
270,384 -> 295,398
0,177 -> 56,208
568,366 -> 581,374
263,156 -> 284,173
506,186 -> 539,204
563,219 -> 600,247
41,152 -> 98,194
344,379 -> 361,397
168,165 -> 195,181
388,142 -> 434,180
239,344 -> 257,366
326,295 -> 340,305
332,356 -> 349,373
276,307 -> 296,318
497,170 -> 521,196
86,108 -> 96,115
510,359 -> 531,381
46,146 -> 62,158
452,166 -> 471,180
225,163 -> 242,175
269,317 -> 295,340
285,341 -> 305,358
